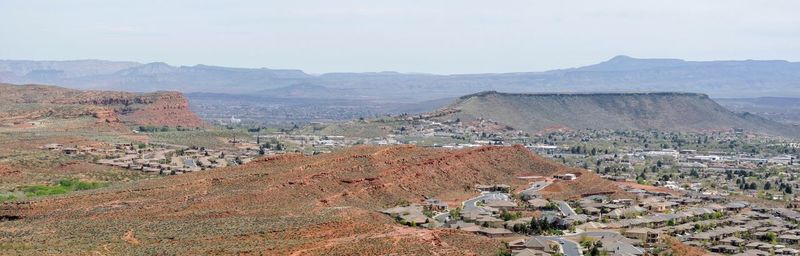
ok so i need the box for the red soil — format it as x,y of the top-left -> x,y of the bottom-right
2,145 -> 623,254
0,83 -> 205,128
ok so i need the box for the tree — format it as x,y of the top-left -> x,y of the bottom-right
449,207 -> 461,220
749,182 -> 758,190
786,186 -> 793,194
549,244 -> 560,254
766,232 -> 777,243
496,250 -> 512,256
764,181 -> 772,190
589,241 -> 603,256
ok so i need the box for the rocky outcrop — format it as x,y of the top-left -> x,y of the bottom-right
0,83 -> 205,128
91,109 -> 119,123
124,92 -> 205,127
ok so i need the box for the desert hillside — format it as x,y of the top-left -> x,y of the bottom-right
1,145 -> 621,255
437,91 -> 799,137
0,83 -> 205,128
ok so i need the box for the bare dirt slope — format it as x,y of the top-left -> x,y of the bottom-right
1,145 -> 622,255
438,91 -> 799,137
0,83 -> 205,128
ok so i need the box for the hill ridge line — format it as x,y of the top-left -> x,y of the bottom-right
459,90 -> 708,100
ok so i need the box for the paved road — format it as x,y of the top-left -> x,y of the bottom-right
537,231 -> 623,256
557,201 -> 577,216
521,181 -> 551,197
538,236 -> 582,256
463,192 -> 510,209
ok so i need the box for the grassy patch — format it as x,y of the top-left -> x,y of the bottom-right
0,242 -> 33,251
0,194 -> 15,202
22,179 -> 106,197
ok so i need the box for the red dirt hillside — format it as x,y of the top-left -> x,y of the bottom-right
0,83 -> 204,128
1,145 -> 622,255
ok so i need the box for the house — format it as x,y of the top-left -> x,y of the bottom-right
382,205 -> 431,225
554,173 -> 576,180
607,206 -> 647,219
725,202 -> 748,212
563,214 -> 589,225
612,198 -> 635,206
720,236 -> 746,246
774,248 -> 800,255
459,225 -> 483,233
710,245 -> 740,254
475,184 -> 510,192
624,228 -> 661,245
485,199 -> 517,210
424,198 -> 448,212
577,222 -> 607,231
508,238 -> 528,250
475,216 -> 505,228
505,217 -> 533,229
735,249 -> 771,256
583,206 -> 601,215
779,234 -> 800,245
642,201 -> 676,213
523,237 -> 557,253
512,248 -> 552,256
527,198 -> 549,209
603,242 -> 645,256
477,227 -> 514,238
495,184 -> 511,193
446,220 -> 477,230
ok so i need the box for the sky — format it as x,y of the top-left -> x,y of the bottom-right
1,0 -> 799,74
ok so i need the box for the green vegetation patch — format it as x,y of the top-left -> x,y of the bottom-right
0,194 -> 15,202
22,179 -> 106,197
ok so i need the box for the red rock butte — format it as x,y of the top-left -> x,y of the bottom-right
0,83 -> 205,128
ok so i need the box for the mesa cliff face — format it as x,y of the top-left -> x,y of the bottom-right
0,83 -> 205,128
439,91 -> 799,137
120,91 -> 206,128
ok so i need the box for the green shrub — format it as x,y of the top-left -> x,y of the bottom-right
23,185 -> 69,196
23,179 -> 106,197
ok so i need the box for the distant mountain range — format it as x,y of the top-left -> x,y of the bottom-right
717,97 -> 800,126
434,91 -> 800,137
2,56 -> 800,101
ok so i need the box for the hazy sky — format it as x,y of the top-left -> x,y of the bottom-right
1,0 -> 799,74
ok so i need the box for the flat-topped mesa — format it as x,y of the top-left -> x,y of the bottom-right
0,83 -> 205,128
443,90 -> 798,137
459,90 -> 709,100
